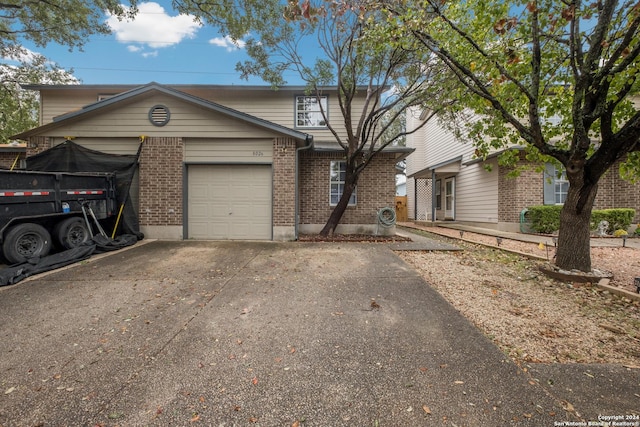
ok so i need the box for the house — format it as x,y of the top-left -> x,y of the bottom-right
12,82 -> 411,240
405,110 -> 640,232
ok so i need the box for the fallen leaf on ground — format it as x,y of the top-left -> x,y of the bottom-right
4,387 -> 16,394
423,405 -> 432,414
252,377 -> 258,385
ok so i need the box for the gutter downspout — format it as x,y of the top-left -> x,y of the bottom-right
295,134 -> 314,240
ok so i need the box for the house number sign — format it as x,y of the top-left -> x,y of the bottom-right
253,151 -> 264,157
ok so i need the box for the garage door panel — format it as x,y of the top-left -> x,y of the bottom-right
188,165 -> 272,240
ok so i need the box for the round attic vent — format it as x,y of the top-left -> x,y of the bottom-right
148,105 -> 170,126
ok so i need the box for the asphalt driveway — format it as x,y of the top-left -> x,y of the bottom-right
0,240 -> 634,426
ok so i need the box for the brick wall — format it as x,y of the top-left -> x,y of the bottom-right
498,156 -> 543,222
0,150 -> 26,169
299,152 -> 397,225
272,137 -> 296,226
499,155 -> 640,223
138,137 -> 183,227
25,136 -> 52,157
594,158 -> 640,223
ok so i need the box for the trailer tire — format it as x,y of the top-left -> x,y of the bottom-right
2,223 -> 52,264
54,217 -> 90,249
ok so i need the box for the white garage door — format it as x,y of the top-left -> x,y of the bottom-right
188,165 -> 272,240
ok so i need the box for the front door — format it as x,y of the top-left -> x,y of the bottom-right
444,177 -> 455,219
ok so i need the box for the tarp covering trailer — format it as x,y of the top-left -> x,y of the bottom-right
0,141 -> 142,286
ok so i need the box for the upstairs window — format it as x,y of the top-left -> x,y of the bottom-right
330,161 -> 357,206
296,96 -> 327,128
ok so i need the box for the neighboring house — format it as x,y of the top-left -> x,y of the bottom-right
405,109 -> 640,232
12,82 -> 411,240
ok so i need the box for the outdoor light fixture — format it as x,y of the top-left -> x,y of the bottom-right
622,235 -> 627,247
552,237 -> 558,247
496,237 -> 503,246
635,277 -> 640,294
459,230 -> 464,238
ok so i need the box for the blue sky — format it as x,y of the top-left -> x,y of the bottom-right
19,1 -> 304,86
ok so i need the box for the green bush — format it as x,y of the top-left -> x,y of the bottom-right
524,206 -> 635,235
526,205 -> 563,234
590,209 -> 635,233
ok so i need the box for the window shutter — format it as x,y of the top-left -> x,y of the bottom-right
543,163 -> 556,205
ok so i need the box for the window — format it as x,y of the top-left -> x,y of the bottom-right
296,96 -> 327,128
543,163 -> 568,205
554,166 -> 568,204
435,179 -> 441,209
330,161 -> 356,206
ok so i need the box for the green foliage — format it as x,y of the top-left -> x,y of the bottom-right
526,205 -> 563,234
590,209 -> 635,234
0,50 -> 77,143
526,206 -> 635,235
0,1 -> 137,53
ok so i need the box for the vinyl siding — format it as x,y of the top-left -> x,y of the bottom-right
42,94 -> 280,139
455,160 -> 499,223
184,139 -> 273,163
37,86 -> 367,143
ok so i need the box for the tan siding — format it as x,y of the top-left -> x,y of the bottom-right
456,160 -> 499,223
38,87 -> 130,125
38,86 -> 367,144
42,94 -> 280,139
184,139 -> 273,163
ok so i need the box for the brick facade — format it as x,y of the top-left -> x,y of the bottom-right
499,155 -> 640,224
498,159 -> 543,223
138,137 -> 183,227
272,137 -> 297,226
299,151 -> 397,226
0,149 -> 26,169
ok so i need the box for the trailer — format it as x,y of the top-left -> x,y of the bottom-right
0,169 -> 118,264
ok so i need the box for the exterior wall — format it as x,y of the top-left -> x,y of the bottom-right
593,158 -> 640,223
298,152 -> 397,234
498,157 -> 543,224
455,159 -> 499,223
138,137 -> 184,239
0,149 -> 26,169
272,137 -> 297,240
35,85 -> 365,145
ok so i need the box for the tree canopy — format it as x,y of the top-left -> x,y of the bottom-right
0,0 -> 137,143
0,0 -> 137,53
372,0 -> 640,272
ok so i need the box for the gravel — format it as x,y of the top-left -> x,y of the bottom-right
397,228 -> 640,367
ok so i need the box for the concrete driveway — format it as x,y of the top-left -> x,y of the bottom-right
0,240 -> 627,426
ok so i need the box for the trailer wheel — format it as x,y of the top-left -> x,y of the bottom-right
2,223 -> 52,264
54,217 -> 90,249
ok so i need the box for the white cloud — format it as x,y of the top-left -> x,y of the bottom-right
209,36 -> 246,52
127,45 -> 143,53
106,2 -> 201,49
142,51 -> 158,58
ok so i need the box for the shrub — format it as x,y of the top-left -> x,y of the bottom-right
526,205 -> 562,234
524,206 -> 635,235
613,229 -> 628,237
590,209 -> 635,233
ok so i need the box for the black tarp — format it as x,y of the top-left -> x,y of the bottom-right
0,235 -> 138,287
26,140 -> 143,238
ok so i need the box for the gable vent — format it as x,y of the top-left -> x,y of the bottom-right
148,105 -> 170,127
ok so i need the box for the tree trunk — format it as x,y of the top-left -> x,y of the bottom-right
555,181 -> 598,272
319,170 -> 358,237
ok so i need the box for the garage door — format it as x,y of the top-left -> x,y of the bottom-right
188,165 -> 272,240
